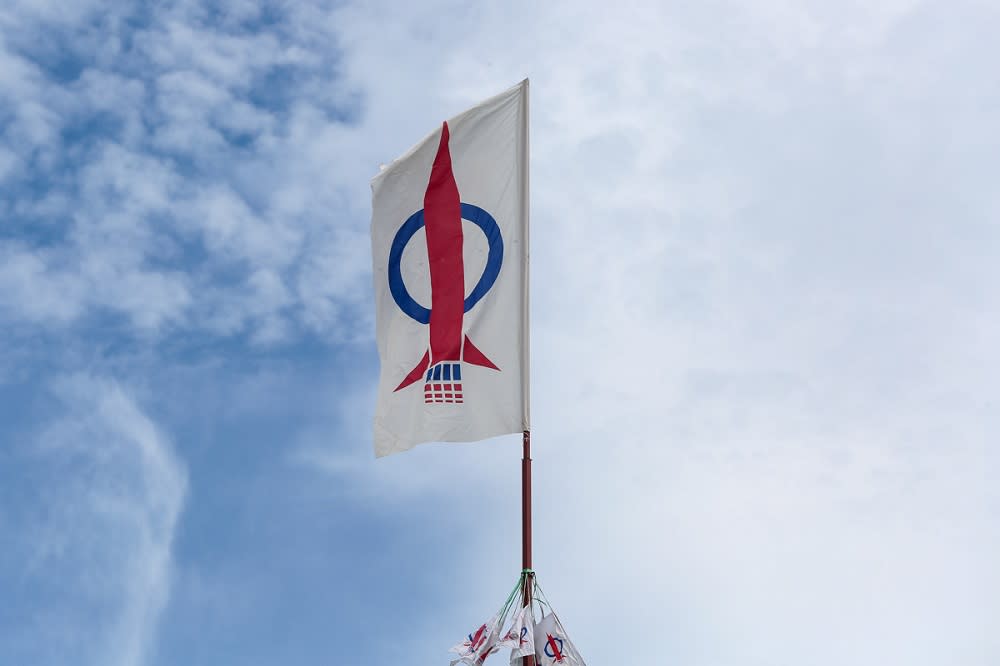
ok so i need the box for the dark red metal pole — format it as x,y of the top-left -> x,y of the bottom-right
521,430 -> 535,666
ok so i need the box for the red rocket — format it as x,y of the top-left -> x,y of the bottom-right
394,122 -> 499,403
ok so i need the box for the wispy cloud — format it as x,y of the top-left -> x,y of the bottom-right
1,0 -> 997,664
1,377 -> 187,666
0,1 -> 370,345
300,1 -> 1000,664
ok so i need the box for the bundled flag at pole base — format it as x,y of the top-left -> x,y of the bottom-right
533,612 -> 587,666
370,80 -> 530,457
497,601 -> 535,665
449,614 -> 502,666
449,573 -> 586,666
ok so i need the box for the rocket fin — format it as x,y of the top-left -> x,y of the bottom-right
463,336 -> 500,371
394,350 -> 430,391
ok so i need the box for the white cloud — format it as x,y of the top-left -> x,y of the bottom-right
5,376 -> 187,666
0,245 -> 87,323
299,1 -> 1000,664
0,0 -> 371,343
2,0 -> 997,663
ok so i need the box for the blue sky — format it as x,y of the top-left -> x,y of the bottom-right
1,1 -> 998,665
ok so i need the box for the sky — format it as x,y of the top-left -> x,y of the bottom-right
1,1 -> 998,665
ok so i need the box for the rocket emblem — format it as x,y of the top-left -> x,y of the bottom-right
387,122 -> 504,404
466,623 -> 489,651
544,634 -> 566,662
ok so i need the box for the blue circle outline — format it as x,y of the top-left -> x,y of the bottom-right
544,637 -> 565,659
388,203 -> 503,324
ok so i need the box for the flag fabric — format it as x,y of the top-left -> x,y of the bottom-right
370,80 -> 530,457
496,603 -> 535,665
533,612 -> 587,666
449,614 -> 502,666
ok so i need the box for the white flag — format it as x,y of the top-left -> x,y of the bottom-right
533,612 -> 586,666
449,614 -> 502,666
370,80 -> 530,457
497,603 -> 535,665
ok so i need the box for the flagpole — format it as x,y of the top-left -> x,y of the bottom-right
520,77 -> 534,666
521,429 -> 535,666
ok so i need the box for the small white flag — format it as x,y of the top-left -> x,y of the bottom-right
449,614 -> 502,666
370,80 -> 530,457
497,603 -> 535,665
533,612 -> 587,666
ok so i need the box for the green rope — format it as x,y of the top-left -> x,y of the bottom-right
531,576 -> 553,617
496,572 -> 526,625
